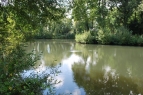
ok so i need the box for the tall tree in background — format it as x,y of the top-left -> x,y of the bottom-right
71,0 -> 143,34
0,0 -> 65,44
71,0 -> 109,32
72,0 -> 90,31
108,0 -> 141,27
128,0 -> 143,34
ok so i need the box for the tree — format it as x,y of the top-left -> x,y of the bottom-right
72,0 -> 90,31
71,0 -> 109,32
108,0 -> 141,27
0,0 -> 65,43
128,0 -> 143,34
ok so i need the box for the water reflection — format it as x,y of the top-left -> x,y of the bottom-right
72,64 -> 141,95
26,39 -> 143,95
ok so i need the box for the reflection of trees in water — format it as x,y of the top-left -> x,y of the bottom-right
95,46 -> 143,78
72,63 -> 143,95
26,40 -> 74,66
72,45 -> 143,94
74,44 -> 98,68
74,44 -> 143,80
26,40 -> 143,94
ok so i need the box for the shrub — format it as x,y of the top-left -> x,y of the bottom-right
96,29 -> 105,44
114,26 -> 143,46
75,31 -> 96,44
34,32 -> 53,39
0,45 -> 60,95
53,32 -> 75,39
96,26 -> 143,46
115,26 -> 133,45
75,26 -> 143,46
96,28 -> 118,45
136,36 -> 143,46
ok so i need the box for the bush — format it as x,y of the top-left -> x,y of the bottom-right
136,36 -> 143,46
115,26 -> 133,45
75,31 -> 97,44
34,32 -> 53,39
0,45 -> 60,95
96,28 -> 119,45
96,26 -> 143,46
53,32 -> 75,39
75,26 -> 143,46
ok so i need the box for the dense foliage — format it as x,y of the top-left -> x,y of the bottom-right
0,0 -> 65,43
32,0 -> 143,45
76,26 -> 143,46
0,45 -> 39,94
0,0 -> 143,94
0,45 -> 61,95
0,0 -> 64,94
34,19 -> 74,39
72,0 -> 143,45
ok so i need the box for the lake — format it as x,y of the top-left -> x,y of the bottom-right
25,39 -> 143,95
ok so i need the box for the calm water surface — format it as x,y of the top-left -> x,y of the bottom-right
26,39 -> 143,95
